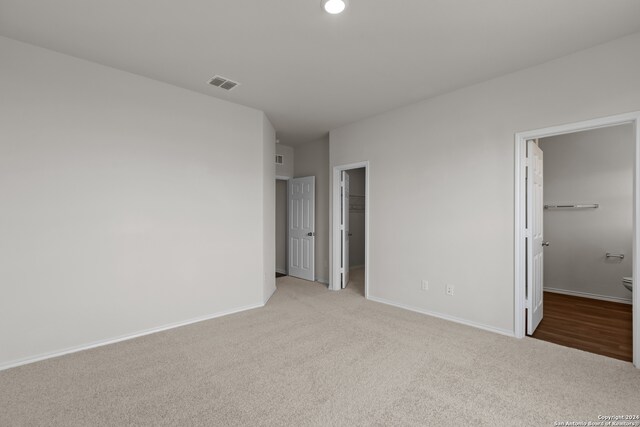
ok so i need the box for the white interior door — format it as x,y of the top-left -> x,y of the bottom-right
341,171 -> 350,288
288,176 -> 315,281
526,140 -> 544,334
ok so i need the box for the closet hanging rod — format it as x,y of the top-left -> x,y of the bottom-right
544,203 -> 599,209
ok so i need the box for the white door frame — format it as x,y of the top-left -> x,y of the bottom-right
331,162 -> 370,297
514,111 -> 640,368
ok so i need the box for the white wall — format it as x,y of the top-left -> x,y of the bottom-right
348,168 -> 366,268
540,124 -> 634,302
294,137 -> 330,283
330,32 -> 640,334
275,180 -> 288,274
0,36 -> 273,368
276,144 -> 294,179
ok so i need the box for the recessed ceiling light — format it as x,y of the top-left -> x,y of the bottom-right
322,0 -> 347,14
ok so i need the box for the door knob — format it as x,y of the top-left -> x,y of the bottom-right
307,232 -> 315,237
542,242 -> 550,247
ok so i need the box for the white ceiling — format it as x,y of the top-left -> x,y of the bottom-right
1,1 -> 640,146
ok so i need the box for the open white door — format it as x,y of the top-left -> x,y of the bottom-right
526,140 -> 544,334
341,171 -> 350,288
288,176 -> 315,281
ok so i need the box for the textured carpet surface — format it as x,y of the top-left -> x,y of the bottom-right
1,269 -> 639,426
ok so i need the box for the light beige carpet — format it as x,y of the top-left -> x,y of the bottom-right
1,270 -> 639,426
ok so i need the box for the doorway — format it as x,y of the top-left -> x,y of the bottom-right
275,179 -> 288,278
514,112 -> 640,368
331,162 -> 369,297
343,168 -> 366,295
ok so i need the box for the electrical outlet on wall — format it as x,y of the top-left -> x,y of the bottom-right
446,284 -> 455,296
421,280 -> 429,291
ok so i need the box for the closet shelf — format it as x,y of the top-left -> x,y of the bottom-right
544,203 -> 598,209
349,193 -> 365,213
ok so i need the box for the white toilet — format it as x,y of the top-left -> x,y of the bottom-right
622,277 -> 633,292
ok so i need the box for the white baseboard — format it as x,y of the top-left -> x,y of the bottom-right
264,285 -> 277,305
275,267 -> 287,275
367,295 -> 515,338
544,287 -> 632,304
0,301 -> 265,372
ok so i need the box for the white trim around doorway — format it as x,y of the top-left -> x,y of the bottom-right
514,111 -> 640,368
331,162 -> 370,298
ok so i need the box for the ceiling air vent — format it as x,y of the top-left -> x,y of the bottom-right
275,154 -> 284,165
208,75 -> 240,91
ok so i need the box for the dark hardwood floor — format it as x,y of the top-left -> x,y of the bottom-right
530,292 -> 632,362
